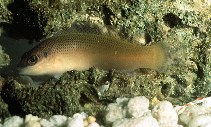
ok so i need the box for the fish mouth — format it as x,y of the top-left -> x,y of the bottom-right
17,62 -> 31,75
17,66 -> 50,76
17,66 -> 34,76
17,67 -> 27,75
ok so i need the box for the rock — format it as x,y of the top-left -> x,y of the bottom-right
188,115 -> 211,127
112,116 -> 159,127
34,115 -> 68,127
24,114 -> 41,127
127,96 -> 149,118
179,105 -> 211,125
152,101 -> 178,126
2,116 -> 23,127
105,103 -> 126,124
67,113 -> 86,127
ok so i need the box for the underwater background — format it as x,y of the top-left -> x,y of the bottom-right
0,0 -> 210,126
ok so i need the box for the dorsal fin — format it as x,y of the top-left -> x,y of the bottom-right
68,21 -> 104,34
54,21 -> 104,36
53,21 -> 122,40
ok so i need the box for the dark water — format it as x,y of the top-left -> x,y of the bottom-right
0,36 -> 38,76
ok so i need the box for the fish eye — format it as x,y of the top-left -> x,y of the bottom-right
27,55 -> 38,65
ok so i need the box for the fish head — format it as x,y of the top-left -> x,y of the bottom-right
18,46 -> 52,76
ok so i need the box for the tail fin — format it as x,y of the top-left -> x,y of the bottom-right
151,42 -> 170,72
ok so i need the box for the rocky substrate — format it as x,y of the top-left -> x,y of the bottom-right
1,96 -> 211,127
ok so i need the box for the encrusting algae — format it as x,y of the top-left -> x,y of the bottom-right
18,22 -> 167,76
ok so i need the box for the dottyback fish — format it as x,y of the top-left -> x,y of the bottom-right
18,23 -> 167,76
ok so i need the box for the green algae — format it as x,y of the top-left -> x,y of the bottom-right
0,0 -> 210,120
0,46 -> 10,68
0,76 -> 10,120
0,68 -> 162,118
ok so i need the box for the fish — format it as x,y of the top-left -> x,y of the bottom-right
18,25 -> 167,76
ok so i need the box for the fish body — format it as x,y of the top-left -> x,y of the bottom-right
18,33 -> 166,75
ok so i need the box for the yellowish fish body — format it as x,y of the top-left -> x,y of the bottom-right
18,33 -> 166,76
